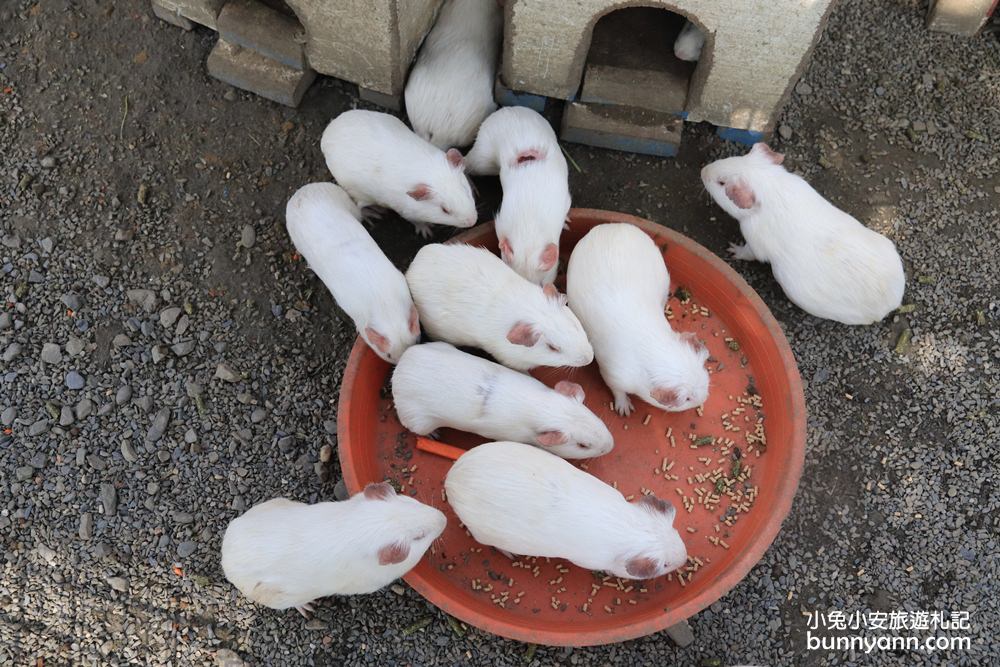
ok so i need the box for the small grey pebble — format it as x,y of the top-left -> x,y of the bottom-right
28,419 -> 49,436
334,479 -> 348,501
2,342 -> 21,362
75,398 -> 94,420
94,542 -> 113,558
171,340 -> 195,356
100,483 -> 118,516
40,156 -> 56,169
0,312 -> 11,330
1,405 -> 16,426
240,225 -> 256,249
15,465 -> 33,481
112,333 -> 132,348
177,541 -> 198,558
40,342 -> 62,364
87,454 -> 107,471
159,306 -> 182,328
93,275 -> 110,289
29,452 -> 46,468
250,407 -> 267,424
323,420 -> 336,435
116,385 -> 132,404
121,440 -> 139,463
107,576 -> 129,592
778,124 -> 793,140
59,405 -> 74,426
65,336 -> 84,356
184,428 -> 197,444
79,512 -> 93,540
61,293 -> 82,311
156,450 -> 171,462
173,511 -> 194,524
65,370 -> 85,390
214,363 -> 240,383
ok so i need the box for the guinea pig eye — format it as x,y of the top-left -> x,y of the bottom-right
578,442 -> 592,450
440,205 -> 451,215
717,179 -> 725,186
547,343 -> 561,353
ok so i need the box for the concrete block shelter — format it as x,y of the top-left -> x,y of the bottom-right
502,0 -> 837,136
153,0 -> 443,106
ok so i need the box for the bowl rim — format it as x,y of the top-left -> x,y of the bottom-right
338,208 -> 806,646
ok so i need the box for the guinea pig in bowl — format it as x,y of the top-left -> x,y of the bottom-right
338,209 -> 806,646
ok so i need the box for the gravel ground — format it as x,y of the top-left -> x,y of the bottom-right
1,0 -> 998,665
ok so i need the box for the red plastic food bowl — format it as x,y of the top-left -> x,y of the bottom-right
338,209 -> 806,646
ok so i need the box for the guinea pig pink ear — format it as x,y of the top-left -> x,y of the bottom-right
408,306 -> 420,336
511,148 -> 544,168
445,148 -> 465,169
751,142 -> 785,165
407,184 -> 432,201
650,386 -> 680,409
364,327 -> 391,355
536,430 -> 568,447
377,541 -> 410,566
724,180 -> 756,210
539,243 -> 558,271
542,283 -> 568,306
499,237 -> 513,263
363,481 -> 396,501
554,380 -> 585,403
625,556 -> 659,579
636,494 -> 677,522
506,321 -> 539,347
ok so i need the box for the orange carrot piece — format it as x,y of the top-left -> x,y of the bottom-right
415,437 -> 465,461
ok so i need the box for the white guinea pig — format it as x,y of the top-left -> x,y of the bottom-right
221,482 -> 446,615
404,0 -> 502,150
286,183 -> 420,363
445,441 -> 688,580
566,223 -> 710,416
464,106 -> 571,284
700,143 -> 906,325
406,243 -> 593,372
393,342 -> 613,458
321,109 -> 478,238
673,20 -> 705,62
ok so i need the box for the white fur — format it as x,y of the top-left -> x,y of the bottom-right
566,223 -> 710,416
700,143 -> 906,325
673,20 -> 705,62
393,342 -> 613,458
285,183 -> 420,364
405,0 -> 502,149
464,106 -> 571,284
406,243 -> 593,372
321,110 -> 477,236
444,441 -> 687,580
220,486 -> 446,611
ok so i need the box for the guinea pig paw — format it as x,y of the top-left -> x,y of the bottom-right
412,221 -> 434,239
613,392 -> 634,417
295,602 -> 315,618
727,243 -> 756,261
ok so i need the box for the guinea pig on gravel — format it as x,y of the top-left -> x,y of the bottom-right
285,183 -> 419,364
701,143 -> 906,325
321,109 -> 478,238
567,223 -> 710,416
405,243 -> 593,372
221,482 -> 446,616
404,0 -> 502,150
392,342 -> 613,458
444,441 -> 688,580
464,107 -> 571,285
